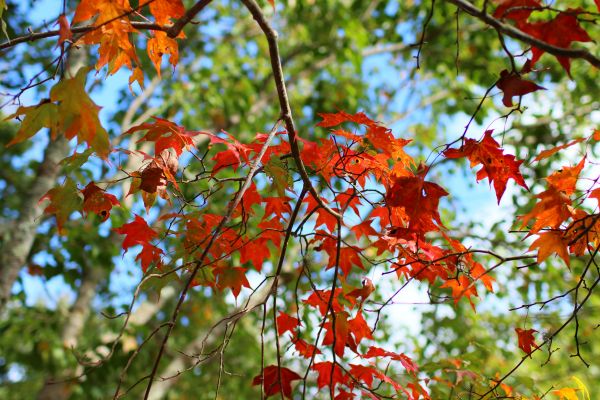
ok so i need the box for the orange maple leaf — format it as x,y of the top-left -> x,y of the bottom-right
440,275 -> 478,310
534,138 -> 584,162
148,0 -> 185,25
553,387 -> 581,400
444,130 -> 528,203
529,231 -> 570,267
56,14 -> 72,47
519,186 -> 574,234
546,157 -> 585,195
73,0 -> 139,73
147,31 -> 179,77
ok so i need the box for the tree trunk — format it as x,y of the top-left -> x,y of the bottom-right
0,47 -> 87,312
0,136 -> 70,311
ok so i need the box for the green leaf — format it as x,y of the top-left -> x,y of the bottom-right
263,155 -> 291,197
60,148 -> 94,173
6,102 -> 60,146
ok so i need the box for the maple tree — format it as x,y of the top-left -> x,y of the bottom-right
0,0 -> 599,399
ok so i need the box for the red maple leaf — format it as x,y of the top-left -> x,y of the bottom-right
386,165 -> 448,233
346,278 -> 375,304
136,243 -> 163,273
237,182 -> 263,218
317,235 -> 365,276
351,219 -> 378,240
252,365 -> 301,399
312,361 -> 347,389
303,289 -> 343,316
262,196 -> 292,220
496,69 -> 544,107
81,182 -> 120,221
349,364 -> 380,387
304,195 -> 339,233
213,266 -> 251,298
362,346 -> 418,375
239,238 -> 270,271
56,14 -> 72,47
114,215 -> 157,250
350,363 -> 410,395
444,130 -> 528,203
521,9 -> 593,76
323,311 -> 349,357
126,117 -> 202,157
257,218 -> 285,247
515,328 -> 539,357
317,110 -> 376,128
348,311 -> 373,345
493,0 -> 542,26
276,312 -> 300,336
207,132 -> 251,175
291,335 -> 321,358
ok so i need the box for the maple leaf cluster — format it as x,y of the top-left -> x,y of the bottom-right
101,110 -> 503,398
14,66 -> 598,400
521,155 -> 600,267
3,0 -> 600,397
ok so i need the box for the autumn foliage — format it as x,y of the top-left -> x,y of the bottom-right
1,0 -> 600,399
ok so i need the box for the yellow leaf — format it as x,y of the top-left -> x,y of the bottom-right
553,387 -> 579,400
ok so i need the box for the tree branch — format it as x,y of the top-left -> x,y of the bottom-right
0,22 -> 167,52
166,0 -> 213,38
446,0 -> 600,69
240,0 -> 342,221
